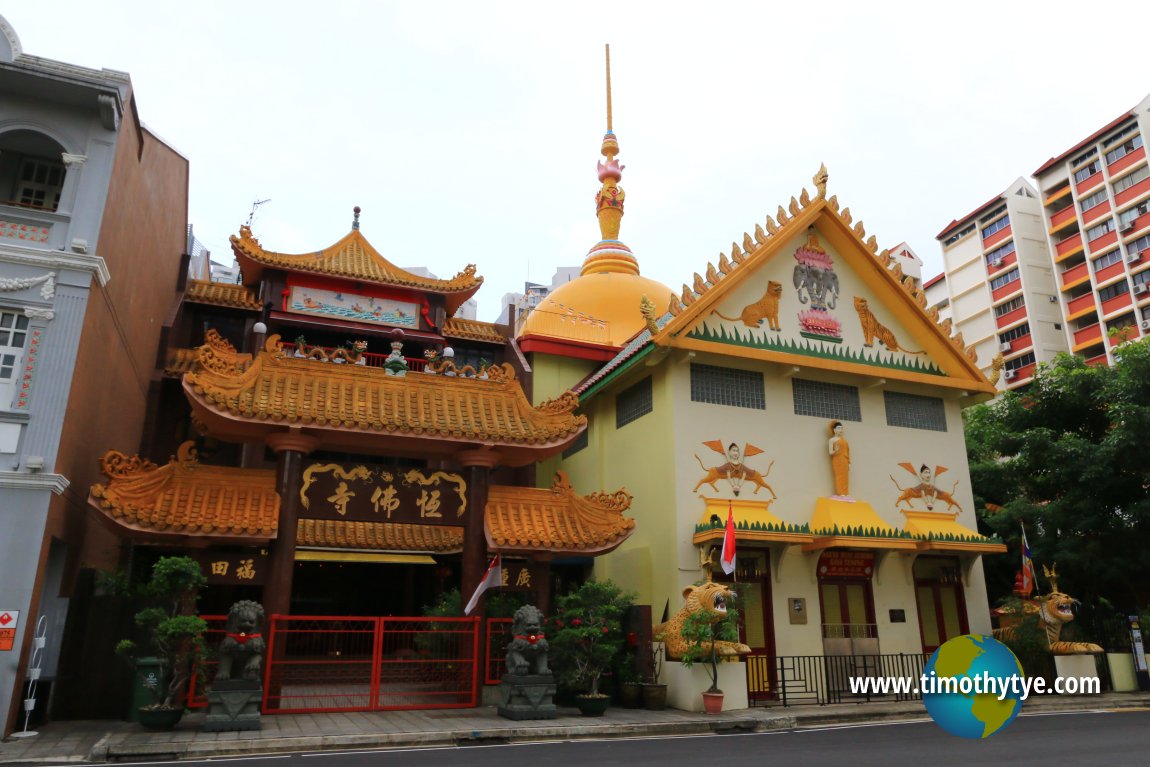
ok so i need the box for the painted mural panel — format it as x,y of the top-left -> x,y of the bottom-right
688,229 -> 944,376
286,285 -> 419,328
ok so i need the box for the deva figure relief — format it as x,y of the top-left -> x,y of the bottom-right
711,280 -> 783,331
693,440 -> 776,498
890,463 -> 961,512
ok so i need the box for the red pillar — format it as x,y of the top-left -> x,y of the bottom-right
456,449 -> 500,691
263,431 -> 318,617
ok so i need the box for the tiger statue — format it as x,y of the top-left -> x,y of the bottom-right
654,582 -> 751,660
993,566 -> 1103,655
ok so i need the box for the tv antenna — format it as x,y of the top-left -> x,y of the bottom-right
246,198 -> 271,227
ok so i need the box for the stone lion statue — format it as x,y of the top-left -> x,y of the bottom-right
654,582 -> 751,660
505,605 -> 551,676
215,600 -> 267,682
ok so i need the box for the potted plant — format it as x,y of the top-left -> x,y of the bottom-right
641,641 -> 667,710
549,580 -> 634,716
678,599 -> 743,713
116,556 -> 208,729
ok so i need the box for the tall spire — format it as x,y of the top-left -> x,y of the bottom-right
583,43 -> 639,278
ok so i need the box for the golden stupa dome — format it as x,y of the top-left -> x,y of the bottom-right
518,88 -> 672,351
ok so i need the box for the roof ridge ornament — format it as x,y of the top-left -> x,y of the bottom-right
352,205 -> 361,231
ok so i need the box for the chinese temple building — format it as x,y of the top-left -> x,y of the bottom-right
88,208 -> 637,627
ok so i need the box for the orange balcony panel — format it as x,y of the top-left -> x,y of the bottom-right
1060,260 -> 1090,288
1076,172 -> 1103,196
1115,175 -> 1150,207
1066,292 -> 1097,318
987,252 -> 1018,274
1009,333 -> 1033,353
1085,353 -> 1109,367
1095,261 -> 1125,284
995,306 -> 1027,329
1082,200 -> 1112,225
1044,185 -> 1072,207
1073,322 -> 1103,346
991,281 -> 1021,303
1013,363 -> 1037,382
1101,292 -> 1133,316
982,225 -> 1013,250
1108,146 -> 1147,176
1088,230 -> 1118,254
1056,232 -> 1084,258
1049,206 -> 1078,231
1108,331 -> 1137,347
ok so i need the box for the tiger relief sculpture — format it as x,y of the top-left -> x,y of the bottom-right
890,463 -> 962,513
712,280 -> 783,331
654,582 -> 751,660
853,297 -> 926,355
993,565 -> 1103,655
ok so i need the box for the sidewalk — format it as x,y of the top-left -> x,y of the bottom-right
3,692 -> 1149,764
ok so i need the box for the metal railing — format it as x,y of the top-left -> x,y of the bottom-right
747,653 -> 929,706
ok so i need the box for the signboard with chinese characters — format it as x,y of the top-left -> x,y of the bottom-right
817,550 -> 875,579
0,610 -> 20,651
192,550 -> 269,585
300,463 -> 468,525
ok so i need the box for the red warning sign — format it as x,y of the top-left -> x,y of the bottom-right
0,610 -> 19,651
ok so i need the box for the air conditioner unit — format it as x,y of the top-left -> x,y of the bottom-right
1142,319 -> 1150,330
999,342 -> 1013,353
1123,224 -> 1137,234
1136,283 -> 1150,295
990,259 -> 1003,268
1004,369 -> 1017,381
1127,252 -> 1141,264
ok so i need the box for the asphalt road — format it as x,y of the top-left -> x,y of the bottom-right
39,710 -> 1150,767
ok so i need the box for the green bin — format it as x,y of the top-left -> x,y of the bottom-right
128,657 -> 163,721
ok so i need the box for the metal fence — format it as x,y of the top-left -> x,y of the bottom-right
260,615 -> 480,713
747,653 -> 929,706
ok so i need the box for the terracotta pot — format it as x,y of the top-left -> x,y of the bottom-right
642,683 -> 667,710
574,694 -> 610,717
702,691 -> 724,714
137,706 -> 184,730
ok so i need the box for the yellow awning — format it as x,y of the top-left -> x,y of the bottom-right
902,510 -> 1006,554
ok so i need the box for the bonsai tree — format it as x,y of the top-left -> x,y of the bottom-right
678,598 -> 743,695
548,580 -> 635,697
116,556 -> 208,710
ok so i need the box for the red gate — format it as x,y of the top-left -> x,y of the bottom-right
261,615 -> 480,713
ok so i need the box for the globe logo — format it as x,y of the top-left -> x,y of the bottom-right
921,634 -> 1025,738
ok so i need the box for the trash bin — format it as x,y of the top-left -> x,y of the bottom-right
128,658 -> 163,722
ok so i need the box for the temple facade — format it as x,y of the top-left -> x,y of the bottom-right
518,114 -> 1006,706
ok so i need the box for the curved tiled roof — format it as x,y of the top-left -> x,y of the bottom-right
185,279 -> 262,311
443,317 -> 506,344
183,333 -> 585,461
88,442 -> 279,540
485,472 -> 635,555
230,225 -> 482,315
164,348 -> 199,378
297,518 -> 464,553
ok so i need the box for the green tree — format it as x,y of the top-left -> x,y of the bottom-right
967,340 -> 1150,612
547,580 -> 635,697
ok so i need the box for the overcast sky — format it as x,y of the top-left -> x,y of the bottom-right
7,2 -> 1149,320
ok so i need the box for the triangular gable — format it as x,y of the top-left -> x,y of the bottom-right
653,168 -> 995,394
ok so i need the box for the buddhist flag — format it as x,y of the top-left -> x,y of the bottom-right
464,554 -> 502,615
720,504 -> 737,576
1019,522 -> 1037,596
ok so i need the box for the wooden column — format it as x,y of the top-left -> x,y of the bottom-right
530,555 -> 553,616
456,449 -> 500,687
263,431 -> 318,617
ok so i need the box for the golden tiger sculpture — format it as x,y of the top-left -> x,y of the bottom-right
654,582 -> 752,660
993,566 -> 1103,655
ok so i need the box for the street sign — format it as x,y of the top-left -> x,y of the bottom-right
0,610 -> 20,651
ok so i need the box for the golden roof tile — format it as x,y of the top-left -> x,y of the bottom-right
185,279 -> 262,311
297,519 -> 463,552
184,334 -> 585,462
163,348 -> 199,378
88,442 -> 278,540
442,317 -> 506,344
230,225 -> 482,315
485,472 -> 635,555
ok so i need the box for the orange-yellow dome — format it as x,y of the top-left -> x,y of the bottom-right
518,270 -> 673,349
